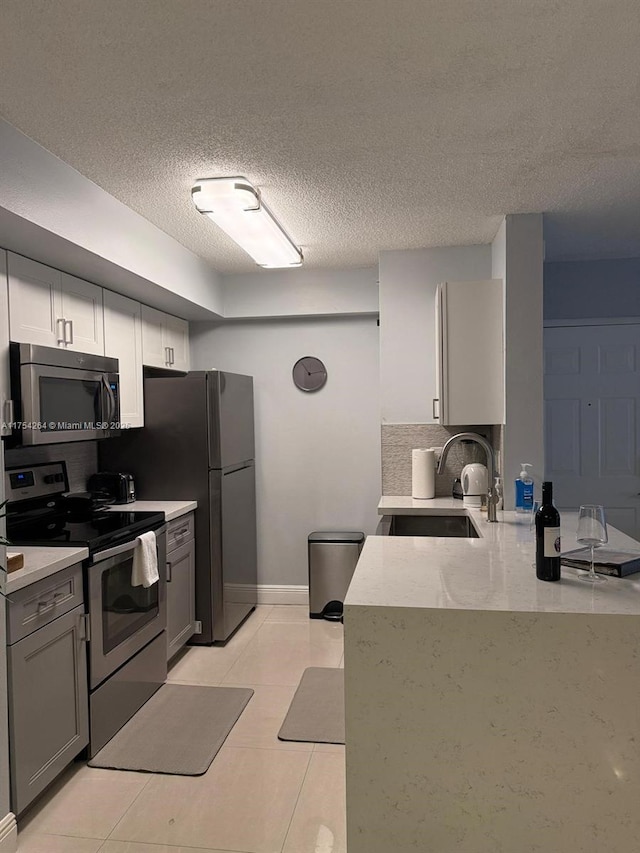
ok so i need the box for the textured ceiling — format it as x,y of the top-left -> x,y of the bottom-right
1,0 -> 639,274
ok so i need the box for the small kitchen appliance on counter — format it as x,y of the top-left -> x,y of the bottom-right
87,471 -> 136,504
461,463 -> 488,508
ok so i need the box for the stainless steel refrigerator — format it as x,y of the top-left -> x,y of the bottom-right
99,371 -> 257,643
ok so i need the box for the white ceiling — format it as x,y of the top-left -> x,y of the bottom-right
1,0 -> 639,274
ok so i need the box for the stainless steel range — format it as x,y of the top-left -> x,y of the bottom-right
5,460 -> 167,756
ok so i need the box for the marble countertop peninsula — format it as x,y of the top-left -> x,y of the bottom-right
345,497 -> 640,852
343,496 -> 640,615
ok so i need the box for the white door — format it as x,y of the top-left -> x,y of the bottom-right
60,274 -> 104,355
7,253 -> 64,348
544,324 -> 640,538
164,314 -> 190,372
103,291 -> 144,428
141,305 -> 169,368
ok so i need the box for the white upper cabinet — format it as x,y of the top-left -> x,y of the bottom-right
7,254 -> 63,348
434,279 -> 504,426
163,313 -> 190,372
141,305 -> 189,371
8,254 -> 104,355
60,273 -> 104,355
103,290 -> 144,429
0,250 -> 12,437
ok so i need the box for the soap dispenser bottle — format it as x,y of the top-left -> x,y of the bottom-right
515,464 -> 534,513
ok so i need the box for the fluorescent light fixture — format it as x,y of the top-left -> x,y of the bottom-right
191,177 -> 303,269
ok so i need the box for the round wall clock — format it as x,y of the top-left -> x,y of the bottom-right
292,356 -> 327,392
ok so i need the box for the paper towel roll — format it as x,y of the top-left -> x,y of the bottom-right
412,448 -> 435,499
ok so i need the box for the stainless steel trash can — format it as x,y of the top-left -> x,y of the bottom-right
308,531 -> 365,621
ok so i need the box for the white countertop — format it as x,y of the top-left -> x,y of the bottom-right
344,496 -> 640,616
6,547 -> 89,595
106,500 -> 197,521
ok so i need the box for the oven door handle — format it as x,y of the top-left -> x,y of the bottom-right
90,538 -> 140,564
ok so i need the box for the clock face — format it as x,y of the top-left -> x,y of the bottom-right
292,356 -> 327,392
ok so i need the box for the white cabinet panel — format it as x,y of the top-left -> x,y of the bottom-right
7,253 -> 63,348
141,305 -> 167,368
164,314 -> 190,372
60,274 -> 104,355
141,305 -> 189,371
104,290 -> 144,428
435,279 -> 504,425
0,251 -> 11,436
8,255 -> 104,355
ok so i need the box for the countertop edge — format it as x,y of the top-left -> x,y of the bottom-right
6,547 -> 90,595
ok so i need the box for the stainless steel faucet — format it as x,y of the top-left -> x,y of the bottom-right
437,432 -> 499,522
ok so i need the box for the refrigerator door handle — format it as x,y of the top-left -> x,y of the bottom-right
222,460 -> 254,475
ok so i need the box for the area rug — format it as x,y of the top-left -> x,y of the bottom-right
278,667 -> 345,744
89,683 -> 253,775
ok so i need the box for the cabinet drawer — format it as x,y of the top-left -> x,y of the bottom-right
7,562 -> 84,644
167,512 -> 195,552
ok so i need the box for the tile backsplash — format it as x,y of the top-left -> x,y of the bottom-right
5,441 -> 98,492
381,423 -> 498,496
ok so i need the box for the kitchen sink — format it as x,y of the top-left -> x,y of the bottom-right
381,514 -> 480,538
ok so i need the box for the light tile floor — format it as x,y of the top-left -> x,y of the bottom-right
16,605 -> 347,853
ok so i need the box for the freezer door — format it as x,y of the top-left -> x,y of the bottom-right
209,462 -> 257,641
207,371 -> 255,469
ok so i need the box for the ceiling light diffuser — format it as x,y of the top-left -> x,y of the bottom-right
191,177 -> 303,268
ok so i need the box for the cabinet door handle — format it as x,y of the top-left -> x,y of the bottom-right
170,347 -> 175,365
174,527 -> 188,538
78,612 -> 91,642
56,318 -> 66,345
166,560 -> 172,582
432,398 -> 440,419
164,346 -> 170,366
64,319 -> 73,345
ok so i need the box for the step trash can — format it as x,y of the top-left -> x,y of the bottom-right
308,531 -> 365,621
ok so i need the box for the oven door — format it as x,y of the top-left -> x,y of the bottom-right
19,363 -> 119,445
87,527 -> 167,690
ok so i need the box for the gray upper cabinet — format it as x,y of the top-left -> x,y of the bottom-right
6,563 -> 88,816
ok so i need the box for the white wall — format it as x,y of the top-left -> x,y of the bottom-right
0,119 -> 224,320
545,257 -> 640,320
222,267 -> 378,318
190,317 -> 381,588
379,245 -> 493,423
493,214 -> 544,507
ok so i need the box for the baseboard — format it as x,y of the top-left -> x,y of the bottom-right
0,813 -> 17,853
225,583 -> 309,605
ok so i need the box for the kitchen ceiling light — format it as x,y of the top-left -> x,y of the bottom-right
191,177 -> 303,269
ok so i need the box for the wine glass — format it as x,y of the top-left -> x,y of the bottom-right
576,505 -> 608,583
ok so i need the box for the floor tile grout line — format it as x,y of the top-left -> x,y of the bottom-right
279,749 -> 315,853
100,769 -> 159,844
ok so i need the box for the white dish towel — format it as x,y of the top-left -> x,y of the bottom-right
131,531 -> 159,588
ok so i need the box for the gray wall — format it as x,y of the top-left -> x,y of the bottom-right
544,257 -> 640,320
190,316 -> 381,588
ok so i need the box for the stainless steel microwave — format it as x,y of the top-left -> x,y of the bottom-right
8,342 -> 120,445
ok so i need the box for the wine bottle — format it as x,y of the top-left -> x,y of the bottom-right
535,481 -> 561,581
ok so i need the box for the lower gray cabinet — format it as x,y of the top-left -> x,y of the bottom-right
8,603 -> 89,815
166,517 -> 196,660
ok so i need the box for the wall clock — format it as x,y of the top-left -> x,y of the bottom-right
292,356 -> 327,392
